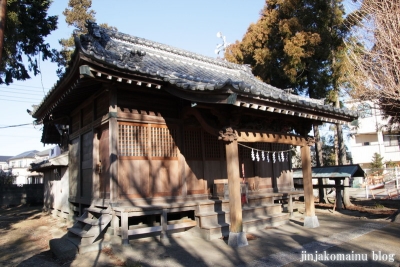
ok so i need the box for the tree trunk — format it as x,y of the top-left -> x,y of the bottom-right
335,93 -> 346,165
0,0 -> 6,64
337,123 -> 346,165
335,92 -> 351,207
334,125 -> 339,165
313,123 -> 323,167
314,124 -> 328,203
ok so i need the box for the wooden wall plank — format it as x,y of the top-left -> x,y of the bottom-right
119,159 -> 150,198
69,137 -> 79,197
99,127 -> 110,198
184,160 -> 206,195
151,160 -> 181,197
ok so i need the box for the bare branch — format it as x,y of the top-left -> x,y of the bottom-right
345,0 -> 400,130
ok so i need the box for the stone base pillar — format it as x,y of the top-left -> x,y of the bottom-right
228,232 -> 248,247
304,215 -> 319,228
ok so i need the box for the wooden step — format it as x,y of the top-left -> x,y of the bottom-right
197,200 -> 230,213
68,227 -> 95,238
201,222 -> 229,230
86,207 -> 109,214
192,222 -> 230,240
196,211 -> 230,227
77,217 -> 107,225
167,220 -> 197,230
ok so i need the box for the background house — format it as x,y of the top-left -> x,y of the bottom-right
0,156 -> 11,172
347,100 -> 400,169
8,149 -> 50,184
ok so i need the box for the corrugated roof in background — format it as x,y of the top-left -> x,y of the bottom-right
293,165 -> 365,178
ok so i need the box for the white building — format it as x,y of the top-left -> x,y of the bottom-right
8,149 -> 50,184
0,156 -> 11,171
347,100 -> 400,168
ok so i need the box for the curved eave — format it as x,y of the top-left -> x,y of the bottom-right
78,64 -> 356,125
32,28 -> 358,125
75,32 -> 358,122
32,50 -> 85,121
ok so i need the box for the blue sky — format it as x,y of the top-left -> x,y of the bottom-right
0,0 -> 266,156
0,0 -> 360,156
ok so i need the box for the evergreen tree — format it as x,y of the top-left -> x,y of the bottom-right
0,170 -> 14,184
0,0 -> 58,84
370,152 -> 384,174
225,0 -> 353,98
56,0 -> 117,75
225,0 -> 359,166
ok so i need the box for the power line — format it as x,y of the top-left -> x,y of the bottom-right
0,135 -> 41,138
0,95 -> 42,101
0,123 -> 33,129
0,88 -> 46,94
0,126 -> 37,130
0,98 -> 39,103
0,94 -> 41,101
0,93 -> 42,99
1,83 -> 51,90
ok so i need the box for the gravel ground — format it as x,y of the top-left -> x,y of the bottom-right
0,205 -> 123,267
0,198 -> 398,267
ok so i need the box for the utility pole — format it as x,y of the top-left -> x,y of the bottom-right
0,0 -> 6,65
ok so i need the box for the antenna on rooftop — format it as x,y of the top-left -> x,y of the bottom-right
215,32 -> 230,56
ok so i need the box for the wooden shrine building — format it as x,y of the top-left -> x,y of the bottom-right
31,21 -> 358,248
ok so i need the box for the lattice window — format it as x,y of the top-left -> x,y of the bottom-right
118,123 -> 148,157
204,132 -> 221,159
151,126 -> 178,158
184,129 -> 202,159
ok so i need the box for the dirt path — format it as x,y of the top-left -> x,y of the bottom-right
0,205 -> 124,267
0,206 -> 61,266
0,199 -> 398,267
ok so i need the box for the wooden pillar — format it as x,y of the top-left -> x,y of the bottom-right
111,210 -> 118,236
318,178 -> 324,203
335,179 -> 343,210
226,140 -> 243,233
288,195 -> 294,218
343,177 -> 352,208
93,130 -> 100,200
219,127 -> 248,247
160,209 -> 168,241
109,88 -> 118,203
121,211 -> 129,245
301,145 -> 319,228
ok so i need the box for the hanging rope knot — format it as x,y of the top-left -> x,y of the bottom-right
218,127 -> 238,142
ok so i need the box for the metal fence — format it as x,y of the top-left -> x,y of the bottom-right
363,167 -> 399,199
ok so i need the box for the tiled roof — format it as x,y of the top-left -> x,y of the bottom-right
80,22 -> 356,118
0,156 -> 12,162
293,164 -> 365,178
8,150 -> 39,160
33,21 -> 358,121
36,148 -> 51,157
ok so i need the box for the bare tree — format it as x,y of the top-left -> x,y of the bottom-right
345,0 -> 400,130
